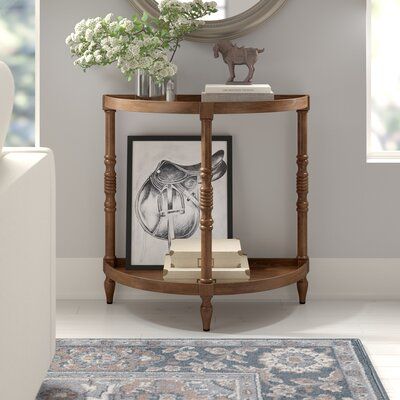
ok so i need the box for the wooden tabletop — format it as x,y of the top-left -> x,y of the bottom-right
103,94 -> 309,114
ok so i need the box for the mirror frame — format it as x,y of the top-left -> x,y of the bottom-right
128,0 -> 287,43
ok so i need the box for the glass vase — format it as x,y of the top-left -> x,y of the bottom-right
136,70 -> 177,101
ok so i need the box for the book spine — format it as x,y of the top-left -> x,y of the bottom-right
164,270 -> 249,280
205,85 -> 272,94
202,93 -> 275,102
206,89 -> 271,94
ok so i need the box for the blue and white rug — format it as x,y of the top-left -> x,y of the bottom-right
37,338 -> 388,399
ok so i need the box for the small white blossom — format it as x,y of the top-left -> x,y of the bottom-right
65,35 -> 73,45
94,23 -> 102,34
75,19 -> 85,33
85,18 -> 96,29
104,13 -> 114,23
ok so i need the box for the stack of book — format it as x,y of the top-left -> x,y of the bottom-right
163,238 -> 250,282
201,84 -> 274,102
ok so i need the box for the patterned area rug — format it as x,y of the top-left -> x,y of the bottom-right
37,339 -> 388,399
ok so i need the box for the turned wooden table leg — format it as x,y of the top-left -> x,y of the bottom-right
200,296 -> 213,331
296,107 -> 309,304
199,103 -> 215,331
104,278 -> 116,304
297,278 -> 308,304
103,107 -> 117,304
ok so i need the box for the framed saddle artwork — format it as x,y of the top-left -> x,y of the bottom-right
126,135 -> 233,269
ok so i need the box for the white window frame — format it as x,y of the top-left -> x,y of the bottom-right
367,0 -> 400,163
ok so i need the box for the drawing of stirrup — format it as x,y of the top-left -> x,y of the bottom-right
157,184 -> 186,248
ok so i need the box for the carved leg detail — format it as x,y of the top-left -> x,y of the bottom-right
297,278 -> 308,304
199,106 -> 214,332
200,296 -> 213,331
296,109 -> 309,306
104,109 -> 117,305
104,277 -> 116,304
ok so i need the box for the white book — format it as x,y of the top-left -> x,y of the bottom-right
202,92 -> 274,102
169,238 -> 243,269
205,84 -> 272,94
163,254 -> 250,282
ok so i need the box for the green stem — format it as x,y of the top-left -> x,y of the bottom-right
169,39 -> 180,62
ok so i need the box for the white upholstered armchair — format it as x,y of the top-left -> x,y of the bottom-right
0,62 -> 56,399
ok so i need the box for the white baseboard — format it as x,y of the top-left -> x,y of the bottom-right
56,258 -> 400,301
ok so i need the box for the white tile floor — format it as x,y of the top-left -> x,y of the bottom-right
57,300 -> 400,399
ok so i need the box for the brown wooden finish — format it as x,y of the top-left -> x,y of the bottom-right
199,103 -> 214,286
296,104 -> 309,304
200,296 -> 213,332
103,109 -> 117,304
104,277 -> 116,304
103,258 -> 308,296
199,103 -> 215,330
103,94 -> 309,115
297,278 -> 308,304
102,94 -> 310,330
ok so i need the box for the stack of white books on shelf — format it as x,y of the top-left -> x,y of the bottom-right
163,238 -> 250,282
201,84 -> 274,102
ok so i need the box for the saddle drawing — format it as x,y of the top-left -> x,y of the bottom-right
135,150 -> 227,248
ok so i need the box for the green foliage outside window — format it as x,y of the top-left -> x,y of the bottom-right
371,0 -> 400,151
0,0 -> 35,146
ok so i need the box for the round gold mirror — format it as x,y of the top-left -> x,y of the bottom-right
128,0 -> 287,42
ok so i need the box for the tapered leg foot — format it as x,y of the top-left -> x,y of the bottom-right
104,277 -> 116,304
297,278 -> 308,304
200,296 -> 213,331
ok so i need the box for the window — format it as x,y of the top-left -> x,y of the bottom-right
203,0 -> 226,20
0,0 -> 35,146
369,0 -> 400,160
180,0 -> 226,20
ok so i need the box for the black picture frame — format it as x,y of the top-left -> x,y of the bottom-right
126,135 -> 233,270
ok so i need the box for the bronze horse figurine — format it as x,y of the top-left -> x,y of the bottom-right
213,40 -> 265,83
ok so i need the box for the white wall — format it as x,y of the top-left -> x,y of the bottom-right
41,1 -> 400,280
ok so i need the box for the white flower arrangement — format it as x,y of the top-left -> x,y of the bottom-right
66,1 -> 217,82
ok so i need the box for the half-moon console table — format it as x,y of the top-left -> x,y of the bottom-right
102,94 -> 310,331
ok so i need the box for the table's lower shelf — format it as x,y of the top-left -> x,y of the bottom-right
104,258 -> 308,296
